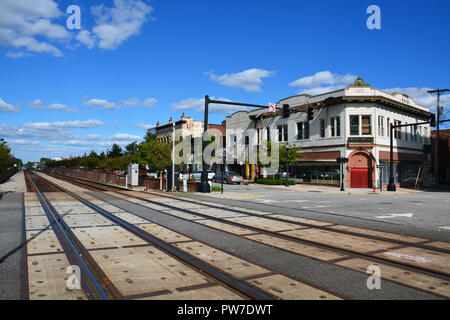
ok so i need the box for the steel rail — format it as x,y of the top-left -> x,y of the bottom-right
25,172 -> 111,300
53,174 -> 450,281
34,173 -> 279,300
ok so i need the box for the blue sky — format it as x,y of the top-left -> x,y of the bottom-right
1,0 -> 449,162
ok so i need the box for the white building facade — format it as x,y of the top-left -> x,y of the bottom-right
225,77 -> 433,188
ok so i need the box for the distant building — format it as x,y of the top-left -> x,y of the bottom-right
225,77 -> 433,188
147,113 -> 225,173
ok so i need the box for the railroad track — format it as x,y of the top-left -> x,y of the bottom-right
26,171 -> 333,300
45,172 -> 450,299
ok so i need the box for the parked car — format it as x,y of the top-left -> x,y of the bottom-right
192,171 -> 215,181
212,171 -> 244,184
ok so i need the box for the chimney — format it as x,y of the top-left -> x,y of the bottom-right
169,117 -> 172,123
181,112 -> 185,119
156,121 -> 159,127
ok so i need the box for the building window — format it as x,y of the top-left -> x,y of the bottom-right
266,128 -> 271,142
361,115 -> 371,135
278,125 -> 288,142
387,118 -> 390,137
424,127 -> 428,144
350,115 -> 359,135
413,124 -> 418,142
336,116 -> 340,137
378,116 -> 384,136
418,126 -> 422,143
297,121 -> 310,140
297,122 -> 303,140
394,120 -> 402,139
320,119 -> 325,138
405,123 -> 408,141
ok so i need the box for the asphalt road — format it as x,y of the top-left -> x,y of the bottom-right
190,182 -> 450,242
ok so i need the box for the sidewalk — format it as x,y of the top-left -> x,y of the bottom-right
248,183 -> 422,195
0,170 -> 26,194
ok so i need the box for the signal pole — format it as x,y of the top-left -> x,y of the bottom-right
428,89 -> 450,188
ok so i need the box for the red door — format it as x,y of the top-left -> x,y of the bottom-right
351,168 -> 369,188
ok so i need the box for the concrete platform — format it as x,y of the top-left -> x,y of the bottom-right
0,192 -> 25,299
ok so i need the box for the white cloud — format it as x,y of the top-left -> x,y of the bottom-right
133,123 -> 155,130
27,99 -> 77,112
6,51 -> 30,58
171,97 -> 246,114
121,97 -> 140,107
107,133 -> 142,141
383,87 -> 450,110
207,68 -> 275,92
0,0 -> 68,57
22,119 -> 104,129
290,71 -> 357,95
83,98 -> 120,110
76,30 -> 96,49
141,98 -> 157,108
8,139 -> 39,145
90,0 -> 153,50
0,98 -> 20,112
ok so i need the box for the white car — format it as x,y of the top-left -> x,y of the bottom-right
192,171 -> 214,181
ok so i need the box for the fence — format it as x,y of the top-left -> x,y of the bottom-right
44,167 -> 199,192
0,167 -> 18,184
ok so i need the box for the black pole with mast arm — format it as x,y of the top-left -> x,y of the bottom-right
199,96 -> 284,193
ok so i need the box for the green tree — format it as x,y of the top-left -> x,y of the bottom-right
138,139 -> 172,172
144,132 -> 157,142
279,144 -> 303,169
0,141 -> 13,170
124,141 -> 139,155
107,144 -> 123,158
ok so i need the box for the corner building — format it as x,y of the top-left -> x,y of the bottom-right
225,77 -> 433,188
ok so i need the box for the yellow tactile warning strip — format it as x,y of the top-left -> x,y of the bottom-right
173,241 -> 268,279
336,258 -> 450,298
280,228 -> 398,254
375,247 -> 450,274
248,275 -> 341,300
245,234 -> 347,262
329,225 -> 427,243
28,253 -> 87,300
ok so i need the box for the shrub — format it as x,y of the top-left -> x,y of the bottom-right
211,186 -> 222,192
255,178 -> 296,185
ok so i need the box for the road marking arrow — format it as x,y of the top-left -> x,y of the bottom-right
375,213 -> 414,219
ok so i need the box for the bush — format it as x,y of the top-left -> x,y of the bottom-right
211,186 -> 222,192
255,178 -> 296,185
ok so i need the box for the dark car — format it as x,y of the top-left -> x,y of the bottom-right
212,171 -> 244,184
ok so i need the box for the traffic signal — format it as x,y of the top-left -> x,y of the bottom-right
307,107 -> 314,121
430,115 -> 436,127
282,104 -> 289,118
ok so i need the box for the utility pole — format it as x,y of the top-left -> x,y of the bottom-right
285,145 -> 289,187
172,121 -> 175,192
428,89 -> 450,188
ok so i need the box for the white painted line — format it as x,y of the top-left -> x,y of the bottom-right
375,213 -> 414,219
384,252 -> 431,264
